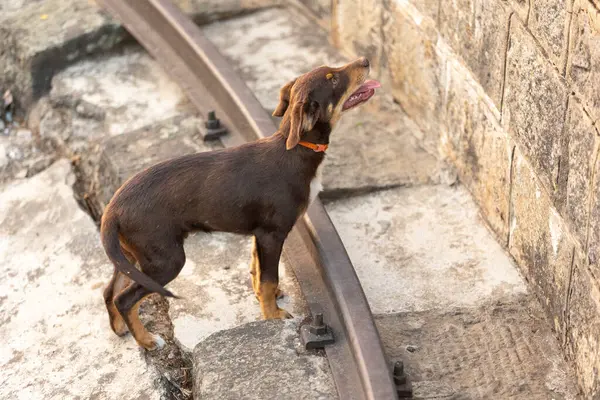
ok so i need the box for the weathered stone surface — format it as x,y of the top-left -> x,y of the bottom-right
504,17 -> 568,206
568,2 -> 600,125
564,101 -> 599,249
177,0 -> 283,24
169,232 -> 307,350
48,47 -> 191,139
0,0 -> 127,114
326,185 -> 526,314
566,253 -> 600,397
377,298 -> 579,399
529,0 -> 571,69
0,0 -> 43,16
508,148 -> 575,336
332,0 -> 385,75
0,0 -> 279,114
587,127 -> 600,268
505,0 -> 531,22
442,59 -> 512,240
0,126 -> 57,184
409,0 -> 441,23
0,160 -> 161,399
204,8 -> 440,193
382,0 -> 445,154
203,7 -> 344,113
36,47 -> 196,218
299,0 -> 331,19
193,320 -> 337,399
439,0 -> 510,106
323,93 -> 438,196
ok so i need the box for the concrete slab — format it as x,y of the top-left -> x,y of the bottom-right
376,298 -> 578,399
170,232 -> 307,351
0,0 -> 126,113
325,185 -> 527,314
0,126 -> 56,185
203,8 -> 440,194
0,160 -> 161,400
36,46 -> 199,221
193,320 -> 337,400
48,47 -> 191,139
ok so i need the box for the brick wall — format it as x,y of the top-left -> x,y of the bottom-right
298,0 -> 600,396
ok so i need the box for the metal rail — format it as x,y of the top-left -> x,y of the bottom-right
95,1 -> 399,399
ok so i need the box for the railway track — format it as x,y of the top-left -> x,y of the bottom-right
95,1 -> 404,399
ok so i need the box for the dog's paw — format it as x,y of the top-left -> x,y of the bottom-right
146,334 -> 166,351
111,320 -> 129,337
264,308 -> 293,320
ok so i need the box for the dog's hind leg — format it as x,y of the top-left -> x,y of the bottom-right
113,240 -> 185,350
254,230 -> 292,320
103,247 -> 136,336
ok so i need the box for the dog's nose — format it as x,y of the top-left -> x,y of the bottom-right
358,57 -> 370,68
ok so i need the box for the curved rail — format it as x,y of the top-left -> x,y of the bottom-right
95,1 -> 399,399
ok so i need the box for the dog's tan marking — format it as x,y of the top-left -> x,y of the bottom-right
250,237 -> 260,296
257,281 -> 291,319
121,296 -> 163,350
250,237 -> 283,300
107,301 -> 128,336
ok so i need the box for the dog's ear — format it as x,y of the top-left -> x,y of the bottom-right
286,100 -> 320,150
273,79 -> 296,117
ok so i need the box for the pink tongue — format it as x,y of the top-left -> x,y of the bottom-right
360,79 -> 381,91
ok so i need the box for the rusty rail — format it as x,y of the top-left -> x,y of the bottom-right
95,1 -> 400,399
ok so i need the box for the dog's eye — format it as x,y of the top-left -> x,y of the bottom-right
331,75 -> 338,86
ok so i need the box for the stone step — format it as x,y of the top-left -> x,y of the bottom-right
376,298 -> 578,399
0,160 -> 162,399
192,320 -> 337,400
0,0 -> 281,115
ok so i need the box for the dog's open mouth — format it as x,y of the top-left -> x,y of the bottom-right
342,80 -> 381,111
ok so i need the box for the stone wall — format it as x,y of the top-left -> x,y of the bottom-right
298,0 -> 600,396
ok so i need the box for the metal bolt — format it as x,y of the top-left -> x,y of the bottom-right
309,313 -> 328,335
206,111 -> 219,127
314,313 -> 324,326
393,361 -> 406,385
393,361 -> 404,376
301,311 -> 334,349
203,110 -> 228,140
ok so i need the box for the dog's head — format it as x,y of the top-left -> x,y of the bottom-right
273,57 -> 380,150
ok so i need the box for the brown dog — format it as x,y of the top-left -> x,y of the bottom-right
100,57 -> 380,350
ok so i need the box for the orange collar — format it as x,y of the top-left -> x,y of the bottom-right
298,141 -> 328,152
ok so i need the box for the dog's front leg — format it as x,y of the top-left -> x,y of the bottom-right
253,230 -> 292,320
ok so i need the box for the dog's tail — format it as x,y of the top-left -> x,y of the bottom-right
100,213 -> 178,298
